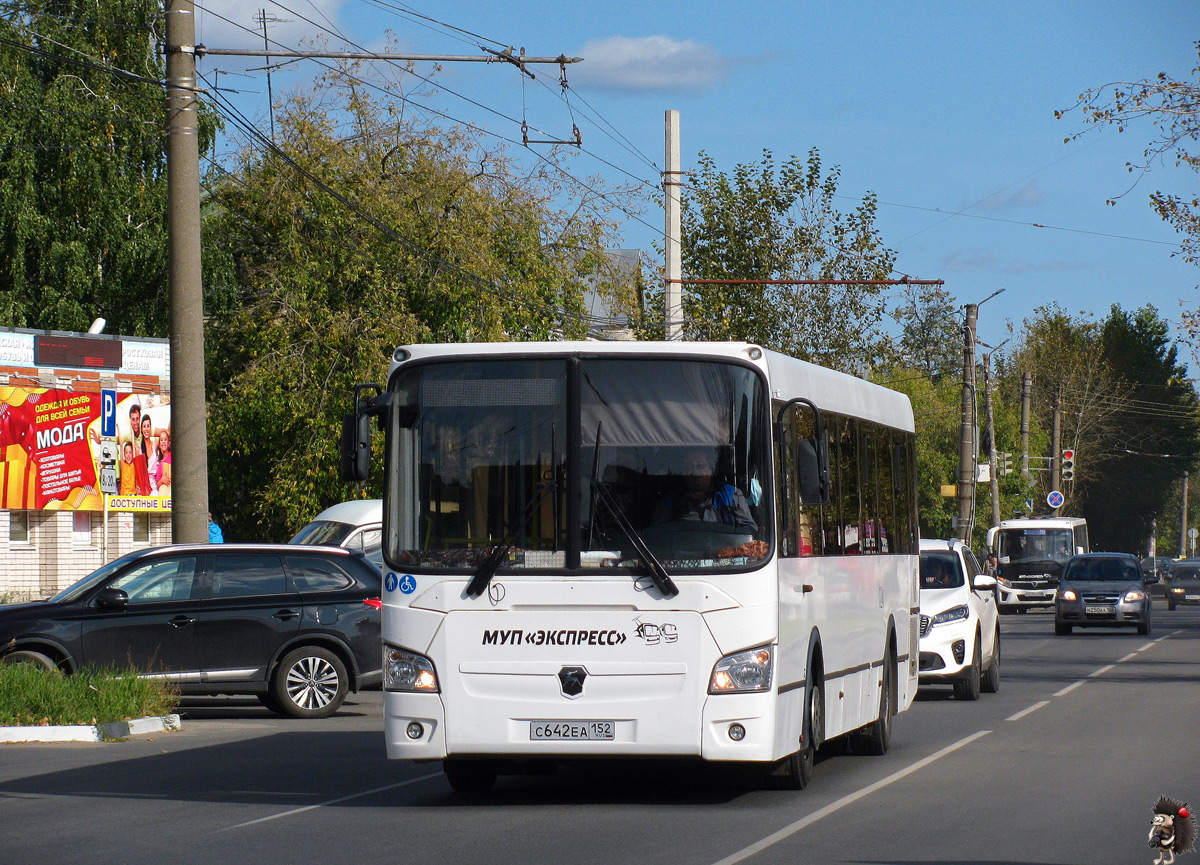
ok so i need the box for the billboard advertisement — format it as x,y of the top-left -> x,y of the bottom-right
0,386 -> 171,511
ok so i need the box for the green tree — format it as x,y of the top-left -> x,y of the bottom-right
0,0 -> 216,335
1085,304 -> 1200,552
997,304 -> 1127,520
203,71 -> 630,541
654,149 -> 897,372
893,282 -> 962,383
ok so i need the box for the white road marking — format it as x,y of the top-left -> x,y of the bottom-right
707,730 -> 992,865
1117,652 -> 1139,664
221,772 -> 443,830
1088,664 -> 1115,678
1137,642 -> 1155,652
1053,681 -> 1085,697
1006,701 -> 1049,722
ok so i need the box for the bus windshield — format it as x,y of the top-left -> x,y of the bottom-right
384,356 -> 771,574
996,527 -> 1074,564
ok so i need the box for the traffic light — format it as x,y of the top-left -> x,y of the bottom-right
1061,448 -> 1075,482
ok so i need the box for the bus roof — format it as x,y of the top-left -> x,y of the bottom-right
391,341 -> 914,433
993,517 -> 1087,529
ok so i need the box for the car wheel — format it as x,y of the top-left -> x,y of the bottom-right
953,637 -> 982,701
1054,621 -> 1072,636
1137,617 -> 1151,636
444,759 -> 498,795
766,677 -> 821,790
981,629 -> 1000,694
852,650 -> 893,756
1168,600 -> 1176,611
271,646 -> 348,719
1,650 -> 59,672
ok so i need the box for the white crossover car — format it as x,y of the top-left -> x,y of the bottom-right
918,539 -> 1001,700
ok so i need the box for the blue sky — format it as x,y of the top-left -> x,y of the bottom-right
195,0 -> 1200,363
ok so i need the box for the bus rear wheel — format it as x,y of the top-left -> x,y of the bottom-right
852,652 -> 892,756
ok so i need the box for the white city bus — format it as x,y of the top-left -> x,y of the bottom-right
343,341 -> 919,792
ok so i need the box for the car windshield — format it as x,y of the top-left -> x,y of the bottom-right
1171,566 -> 1200,580
920,551 -> 964,589
1062,558 -> 1140,582
290,520 -> 355,546
996,527 -> 1074,563
47,553 -> 141,603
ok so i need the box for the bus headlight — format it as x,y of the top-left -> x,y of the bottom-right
384,646 -> 439,692
709,645 -> 773,694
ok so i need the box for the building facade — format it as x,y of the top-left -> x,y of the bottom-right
0,327 -> 172,600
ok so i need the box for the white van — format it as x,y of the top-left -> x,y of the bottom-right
986,516 -> 1089,613
290,499 -> 383,565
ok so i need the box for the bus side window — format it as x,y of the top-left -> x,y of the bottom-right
776,401 -> 825,557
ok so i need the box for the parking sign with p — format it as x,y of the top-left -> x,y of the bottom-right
101,389 -> 116,438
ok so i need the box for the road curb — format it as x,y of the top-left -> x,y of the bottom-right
0,713 -> 181,743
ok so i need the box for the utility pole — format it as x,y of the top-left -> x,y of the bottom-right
663,110 -> 682,341
1050,391 -> 1061,513
983,352 -> 1000,529
165,0 -> 210,544
1181,472 -> 1190,557
957,303 -> 978,541
255,9 -> 283,142
1020,371 -> 1031,481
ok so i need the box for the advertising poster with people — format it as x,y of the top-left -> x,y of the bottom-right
0,385 -> 171,512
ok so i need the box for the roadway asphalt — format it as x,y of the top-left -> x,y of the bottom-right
1,599 -> 1197,865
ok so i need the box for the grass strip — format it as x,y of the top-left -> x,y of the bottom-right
0,664 -> 177,727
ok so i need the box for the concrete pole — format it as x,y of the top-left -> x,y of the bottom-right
663,110 -> 682,341
1020,371 -> 1031,481
165,0 -> 211,543
1050,392 -> 1061,514
957,304 -> 977,541
984,355 -> 1000,529
1181,472 -> 1189,558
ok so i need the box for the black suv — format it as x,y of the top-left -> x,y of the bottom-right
0,544 -> 382,718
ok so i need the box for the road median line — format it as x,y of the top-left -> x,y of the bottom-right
222,772 -> 443,830
1006,701 -> 1049,722
707,730 -> 992,865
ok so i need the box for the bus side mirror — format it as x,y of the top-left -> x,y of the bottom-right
340,383 -> 385,482
797,438 -> 830,505
341,411 -> 372,482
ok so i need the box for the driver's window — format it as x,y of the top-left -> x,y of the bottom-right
109,557 -> 198,604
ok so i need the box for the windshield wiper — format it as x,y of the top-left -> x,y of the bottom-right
591,478 -> 678,598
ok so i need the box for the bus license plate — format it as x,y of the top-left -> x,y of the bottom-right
1085,605 -> 1114,614
530,721 -> 614,741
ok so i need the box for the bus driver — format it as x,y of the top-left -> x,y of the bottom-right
651,448 -> 757,532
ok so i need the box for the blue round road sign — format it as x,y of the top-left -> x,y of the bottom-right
1046,490 -> 1064,509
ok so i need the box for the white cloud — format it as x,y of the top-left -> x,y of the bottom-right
939,248 -> 1092,273
972,180 -> 1045,213
570,36 -> 728,94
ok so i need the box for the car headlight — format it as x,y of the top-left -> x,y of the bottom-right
1123,590 -> 1146,603
931,605 -> 969,626
384,646 -> 439,692
709,645 -> 773,693
1170,587 -> 1185,594
1059,589 -> 1078,601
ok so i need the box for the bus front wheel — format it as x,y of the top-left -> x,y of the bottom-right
444,759 -> 498,795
